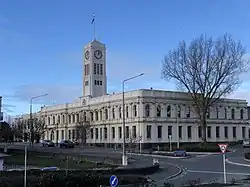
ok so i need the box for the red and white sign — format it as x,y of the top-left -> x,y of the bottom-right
218,144 -> 228,153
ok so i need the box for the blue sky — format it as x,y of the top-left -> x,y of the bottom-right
1,0 -> 250,116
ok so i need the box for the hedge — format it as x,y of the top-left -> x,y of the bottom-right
0,170 -> 148,187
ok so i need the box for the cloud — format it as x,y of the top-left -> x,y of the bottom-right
9,84 -> 82,105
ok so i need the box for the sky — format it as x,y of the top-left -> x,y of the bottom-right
1,0 -> 250,117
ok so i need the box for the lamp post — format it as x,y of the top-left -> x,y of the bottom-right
29,94 -> 48,146
122,73 -> 144,166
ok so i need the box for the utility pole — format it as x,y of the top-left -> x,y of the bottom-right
0,96 -> 2,122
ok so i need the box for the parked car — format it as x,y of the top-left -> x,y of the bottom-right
243,139 -> 250,148
59,140 -> 74,148
173,150 -> 187,157
72,140 -> 79,146
40,140 -> 55,147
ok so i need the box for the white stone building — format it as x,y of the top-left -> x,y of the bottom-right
18,39 -> 249,148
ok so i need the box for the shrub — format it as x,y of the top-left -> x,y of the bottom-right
0,171 -> 147,187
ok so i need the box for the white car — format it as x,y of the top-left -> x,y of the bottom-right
243,140 -> 250,148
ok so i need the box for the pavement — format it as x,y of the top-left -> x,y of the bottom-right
1,143 -> 249,186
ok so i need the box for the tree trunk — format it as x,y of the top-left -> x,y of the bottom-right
201,112 -> 207,143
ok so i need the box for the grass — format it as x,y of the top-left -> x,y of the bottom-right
4,151 -> 112,169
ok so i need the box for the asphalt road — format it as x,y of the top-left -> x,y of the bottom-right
1,143 -> 250,186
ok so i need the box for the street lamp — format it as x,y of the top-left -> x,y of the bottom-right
29,94 -> 48,145
122,73 -> 144,166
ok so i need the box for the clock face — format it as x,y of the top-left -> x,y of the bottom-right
85,51 -> 89,60
94,50 -> 102,59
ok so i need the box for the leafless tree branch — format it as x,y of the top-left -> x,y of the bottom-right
162,34 -> 249,142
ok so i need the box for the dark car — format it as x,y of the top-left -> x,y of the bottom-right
173,150 -> 187,157
59,140 -> 74,148
41,140 -> 55,147
72,140 -> 79,146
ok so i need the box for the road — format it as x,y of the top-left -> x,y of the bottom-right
1,143 -> 249,186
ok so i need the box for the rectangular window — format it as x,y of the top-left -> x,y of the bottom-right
118,126 -> 122,139
112,127 -> 115,139
207,126 -> 211,138
100,80 -> 102,85
61,130 -> 64,140
146,125 -> 152,139
125,126 -> 129,138
85,81 -> 88,86
187,126 -> 192,138
94,63 -> 97,74
94,80 -> 97,85
216,126 -> 220,138
104,127 -> 107,139
242,127 -> 246,139
198,126 -> 202,138
97,64 -> 100,74
68,130 -> 71,140
56,130 -> 59,141
168,126 -> 172,136
224,126 -> 228,138
84,65 -> 87,76
178,126 -> 182,139
91,128 -> 94,139
233,126 -> 236,138
132,126 -> 136,138
95,128 -> 98,139
97,80 -> 99,85
157,125 -> 162,138
100,128 -> 102,140
100,64 -> 103,75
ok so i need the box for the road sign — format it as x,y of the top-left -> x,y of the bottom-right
218,144 -> 228,153
110,175 -> 118,187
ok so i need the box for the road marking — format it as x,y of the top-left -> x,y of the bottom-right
187,169 -> 250,176
226,158 -> 250,167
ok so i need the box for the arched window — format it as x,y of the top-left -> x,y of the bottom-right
95,111 -> 99,121
112,108 -> 115,119
76,113 -> 79,122
126,106 -> 129,118
216,107 -> 219,119
90,111 -> 94,121
145,104 -> 150,117
240,109 -> 244,119
156,105 -> 161,117
224,108 -> 227,119
83,112 -> 87,122
133,105 -> 137,117
62,115 -> 65,123
207,108 -> 210,119
72,114 -> 75,123
105,108 -> 108,120
52,116 -> 55,124
167,105 -> 171,117
177,106 -> 181,118
57,115 -> 60,124
99,110 -> 103,120
48,117 -> 50,125
69,115 -> 72,123
119,107 -> 122,118
231,108 -> 235,119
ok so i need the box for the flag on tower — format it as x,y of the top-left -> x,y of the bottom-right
91,13 -> 95,24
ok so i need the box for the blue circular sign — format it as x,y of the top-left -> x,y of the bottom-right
109,175 -> 118,187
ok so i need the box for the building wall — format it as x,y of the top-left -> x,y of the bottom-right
16,89 -> 248,146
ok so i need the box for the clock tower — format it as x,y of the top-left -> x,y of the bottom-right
83,39 -> 107,97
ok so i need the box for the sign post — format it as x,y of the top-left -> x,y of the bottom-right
218,144 -> 228,184
110,175 -> 118,187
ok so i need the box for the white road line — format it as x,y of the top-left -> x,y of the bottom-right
187,169 -> 250,176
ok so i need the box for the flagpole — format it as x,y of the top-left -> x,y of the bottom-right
92,13 -> 96,40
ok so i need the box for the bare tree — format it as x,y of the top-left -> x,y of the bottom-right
75,111 -> 91,147
127,130 -> 137,153
32,117 -> 46,143
162,34 -> 249,142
